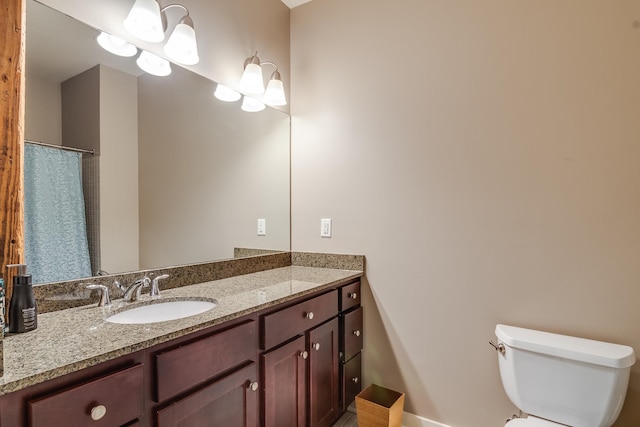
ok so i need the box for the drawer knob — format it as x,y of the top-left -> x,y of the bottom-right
90,405 -> 107,421
300,351 -> 309,360
348,292 -> 358,299
313,342 -> 321,351
305,312 -> 314,320
249,381 -> 259,392
351,377 -> 359,384
353,330 -> 361,337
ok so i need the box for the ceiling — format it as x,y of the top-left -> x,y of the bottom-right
280,0 -> 312,8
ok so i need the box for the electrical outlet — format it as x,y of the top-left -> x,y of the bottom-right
257,218 -> 266,236
321,218 -> 332,238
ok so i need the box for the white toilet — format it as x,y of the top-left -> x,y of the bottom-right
493,324 -> 636,427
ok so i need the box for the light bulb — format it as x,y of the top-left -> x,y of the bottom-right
241,96 -> 266,112
214,84 -> 241,102
136,50 -> 172,77
96,32 -> 137,57
239,63 -> 265,95
124,0 -> 165,43
264,78 -> 287,106
164,19 -> 199,65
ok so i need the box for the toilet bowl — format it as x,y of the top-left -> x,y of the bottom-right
494,324 -> 635,427
505,416 -> 565,426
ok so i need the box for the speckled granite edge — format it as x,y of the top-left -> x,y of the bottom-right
291,252 -> 365,271
234,248 -> 286,258
35,252 -> 292,314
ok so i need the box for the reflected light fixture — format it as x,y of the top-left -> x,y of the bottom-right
124,0 -> 200,65
214,84 -> 242,102
241,96 -> 266,113
97,32 -> 138,57
136,50 -> 172,76
238,52 -> 287,106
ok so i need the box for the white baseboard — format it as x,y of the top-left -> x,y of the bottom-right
402,411 -> 452,427
346,405 -> 452,427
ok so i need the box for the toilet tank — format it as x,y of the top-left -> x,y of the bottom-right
495,324 -> 636,427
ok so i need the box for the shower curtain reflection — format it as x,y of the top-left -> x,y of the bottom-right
24,143 -> 92,283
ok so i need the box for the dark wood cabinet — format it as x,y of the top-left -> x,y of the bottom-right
156,362 -> 258,427
308,317 -> 340,427
338,281 -> 363,411
0,278 -> 363,427
261,336 -> 307,427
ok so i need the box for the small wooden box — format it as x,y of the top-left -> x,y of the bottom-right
355,384 -> 405,427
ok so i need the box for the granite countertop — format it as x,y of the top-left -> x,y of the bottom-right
0,266 -> 362,396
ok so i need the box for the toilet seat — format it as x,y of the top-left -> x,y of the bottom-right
505,416 -> 565,427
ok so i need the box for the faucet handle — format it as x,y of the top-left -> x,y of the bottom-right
151,274 -> 169,297
86,284 -> 111,307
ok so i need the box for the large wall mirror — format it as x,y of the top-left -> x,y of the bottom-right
24,0 -> 290,284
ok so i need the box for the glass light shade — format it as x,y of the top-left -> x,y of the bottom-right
264,79 -> 287,106
136,50 -> 172,76
241,96 -> 266,113
164,22 -> 199,65
214,84 -> 241,102
239,63 -> 265,95
123,0 -> 165,43
96,32 -> 138,57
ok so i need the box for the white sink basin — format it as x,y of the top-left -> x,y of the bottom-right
106,299 -> 217,324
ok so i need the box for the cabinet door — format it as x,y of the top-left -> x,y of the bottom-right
261,336 -> 307,427
308,318 -> 340,427
156,362 -> 258,427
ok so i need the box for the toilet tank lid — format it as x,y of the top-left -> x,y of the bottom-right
495,324 -> 636,368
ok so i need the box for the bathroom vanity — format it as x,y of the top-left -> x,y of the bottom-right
0,265 -> 363,427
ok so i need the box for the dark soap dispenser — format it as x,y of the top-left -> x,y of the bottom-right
7,264 -> 37,333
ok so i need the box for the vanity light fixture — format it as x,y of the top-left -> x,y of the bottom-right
238,52 -> 287,106
124,0 -> 200,65
96,32 -> 138,57
214,84 -> 242,102
136,50 -> 172,76
241,96 -> 266,113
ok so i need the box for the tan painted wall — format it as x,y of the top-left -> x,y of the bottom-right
290,1 -> 640,426
99,65 -> 139,274
137,66 -> 290,269
25,73 -> 62,145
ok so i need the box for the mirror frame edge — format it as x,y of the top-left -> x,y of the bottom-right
0,0 -> 26,304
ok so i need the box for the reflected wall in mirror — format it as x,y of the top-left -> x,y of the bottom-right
24,0 -> 291,284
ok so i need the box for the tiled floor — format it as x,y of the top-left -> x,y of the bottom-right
333,409 -> 358,427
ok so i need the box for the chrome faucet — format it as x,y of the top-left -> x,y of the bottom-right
123,276 -> 151,302
86,284 -> 111,307
151,274 -> 169,297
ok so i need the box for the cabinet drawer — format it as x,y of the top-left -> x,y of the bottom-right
262,290 -> 338,350
28,364 -> 143,427
157,362 -> 258,427
342,352 -> 362,410
339,281 -> 361,312
155,319 -> 257,402
341,306 -> 363,362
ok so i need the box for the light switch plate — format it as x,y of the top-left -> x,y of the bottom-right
320,218 -> 332,238
257,218 -> 266,236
